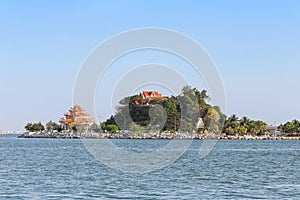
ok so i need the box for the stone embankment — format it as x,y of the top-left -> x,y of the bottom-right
18,131 -> 300,140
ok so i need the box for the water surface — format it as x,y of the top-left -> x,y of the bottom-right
0,135 -> 299,199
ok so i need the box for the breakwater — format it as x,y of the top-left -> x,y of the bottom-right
18,131 -> 300,140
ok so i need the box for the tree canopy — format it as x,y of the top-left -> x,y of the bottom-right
103,86 -> 228,134
222,115 -> 267,136
279,120 -> 300,136
25,122 -> 45,132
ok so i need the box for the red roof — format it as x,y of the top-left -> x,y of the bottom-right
142,91 -> 162,99
60,105 -> 94,125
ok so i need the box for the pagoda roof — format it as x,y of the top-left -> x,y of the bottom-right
60,104 -> 94,125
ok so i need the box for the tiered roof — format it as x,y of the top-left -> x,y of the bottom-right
59,105 -> 93,125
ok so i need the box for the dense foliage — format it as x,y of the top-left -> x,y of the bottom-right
46,121 -> 62,132
104,86 -> 226,133
25,86 -> 299,136
101,86 -> 277,135
279,120 -> 300,136
24,122 -> 45,132
222,115 -> 267,136
100,116 -> 119,133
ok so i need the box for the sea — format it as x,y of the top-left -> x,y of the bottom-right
0,134 -> 299,199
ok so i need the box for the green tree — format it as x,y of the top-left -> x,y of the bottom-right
228,114 -> 238,123
105,115 -> 117,126
248,120 -> 267,136
100,115 -> 120,131
90,122 -> 101,132
129,124 -> 146,133
237,125 -> 247,135
177,86 -> 200,132
281,119 -> 300,135
46,121 -> 61,132
240,116 -> 250,128
204,107 -> 221,133
213,106 -> 226,132
104,124 -> 119,133
223,114 -> 240,135
25,123 -> 33,132
161,99 -> 180,131
107,86 -> 226,134
193,88 -> 209,106
32,122 -> 44,132
69,123 -> 77,132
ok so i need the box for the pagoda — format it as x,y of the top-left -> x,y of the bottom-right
59,104 -> 94,130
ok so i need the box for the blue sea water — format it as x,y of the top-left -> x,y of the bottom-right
0,135 -> 300,199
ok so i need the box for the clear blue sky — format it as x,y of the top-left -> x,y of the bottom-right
0,0 -> 299,130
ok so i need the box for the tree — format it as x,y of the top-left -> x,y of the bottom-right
281,119 -> 300,135
177,86 -> 200,132
224,126 -> 235,135
213,106 -> 226,132
90,123 -> 101,132
46,121 -> 61,132
25,122 -> 44,132
237,125 -> 247,136
69,123 -> 77,132
101,124 -> 119,133
129,124 -> 146,133
25,123 -> 33,132
240,116 -> 250,128
66,123 -> 86,133
33,122 -> 44,132
248,120 -> 267,136
223,114 -> 240,135
163,99 -> 177,114
204,107 -> 221,133
193,88 -> 209,106
100,115 -> 120,131
228,114 -> 238,123
105,86 -> 226,134
105,115 -> 117,126
161,99 -> 180,131
222,114 -> 268,136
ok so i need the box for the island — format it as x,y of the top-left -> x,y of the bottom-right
18,86 -> 300,140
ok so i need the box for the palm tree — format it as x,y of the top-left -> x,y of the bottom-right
228,114 -> 238,123
240,116 -> 250,126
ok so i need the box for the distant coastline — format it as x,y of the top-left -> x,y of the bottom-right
0,130 -> 23,135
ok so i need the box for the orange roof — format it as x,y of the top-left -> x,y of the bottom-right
74,118 -> 94,123
60,105 -> 94,125
142,91 -> 162,99
130,91 -> 168,105
59,118 -> 74,123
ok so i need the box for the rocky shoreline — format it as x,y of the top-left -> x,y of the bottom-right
18,131 -> 300,140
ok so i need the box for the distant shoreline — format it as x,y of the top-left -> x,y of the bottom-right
18,131 -> 300,140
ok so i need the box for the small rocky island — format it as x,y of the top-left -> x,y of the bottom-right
19,87 -> 300,140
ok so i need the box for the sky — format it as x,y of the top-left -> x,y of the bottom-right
0,0 -> 299,131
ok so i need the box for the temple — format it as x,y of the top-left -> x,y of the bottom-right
59,104 -> 94,130
132,91 -> 168,105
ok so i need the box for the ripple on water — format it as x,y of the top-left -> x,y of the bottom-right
0,137 -> 299,199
